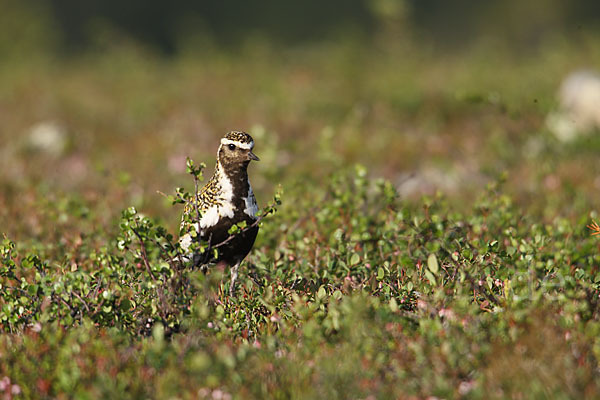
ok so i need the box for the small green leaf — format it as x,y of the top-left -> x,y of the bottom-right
389,297 -> 398,312
427,253 -> 439,275
425,270 -> 437,286
317,286 -> 327,300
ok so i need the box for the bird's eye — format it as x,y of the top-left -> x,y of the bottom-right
228,144 -> 236,150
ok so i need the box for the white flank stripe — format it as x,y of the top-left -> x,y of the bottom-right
179,233 -> 193,252
200,206 -> 220,228
243,184 -> 259,218
217,165 -> 234,201
220,138 -> 254,149
198,163 -> 236,228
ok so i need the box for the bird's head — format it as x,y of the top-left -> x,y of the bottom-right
217,131 -> 259,170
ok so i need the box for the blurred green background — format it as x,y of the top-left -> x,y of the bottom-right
1,0 -> 600,236
6,0 -> 600,53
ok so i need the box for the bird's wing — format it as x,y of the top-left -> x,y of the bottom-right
183,175 -> 219,216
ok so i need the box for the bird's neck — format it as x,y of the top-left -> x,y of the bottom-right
215,161 -> 250,194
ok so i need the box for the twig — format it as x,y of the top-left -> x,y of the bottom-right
462,267 -> 501,306
157,189 -> 186,204
72,291 -> 90,313
190,210 -> 270,269
194,173 -> 202,241
91,276 -> 102,300
213,214 -> 265,249
143,233 -> 181,273
131,223 -> 157,282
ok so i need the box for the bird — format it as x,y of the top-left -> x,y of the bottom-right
179,130 -> 260,295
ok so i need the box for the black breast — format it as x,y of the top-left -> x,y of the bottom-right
199,166 -> 258,265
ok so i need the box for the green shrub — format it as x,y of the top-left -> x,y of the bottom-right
1,164 -> 599,398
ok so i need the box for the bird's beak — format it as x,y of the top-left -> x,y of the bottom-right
248,151 -> 260,161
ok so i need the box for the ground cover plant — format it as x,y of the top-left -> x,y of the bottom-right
2,164 -> 600,398
2,2 -> 600,398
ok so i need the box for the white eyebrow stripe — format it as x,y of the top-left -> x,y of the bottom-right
221,138 -> 254,149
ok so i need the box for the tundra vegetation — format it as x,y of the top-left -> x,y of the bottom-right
1,2 -> 600,398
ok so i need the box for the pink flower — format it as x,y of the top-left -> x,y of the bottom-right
0,377 -> 10,391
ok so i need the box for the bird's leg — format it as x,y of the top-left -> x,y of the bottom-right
229,260 -> 241,296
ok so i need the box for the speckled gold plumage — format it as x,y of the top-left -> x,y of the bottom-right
223,130 -> 254,144
179,130 -> 259,295
182,172 -> 222,215
181,130 -> 256,218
